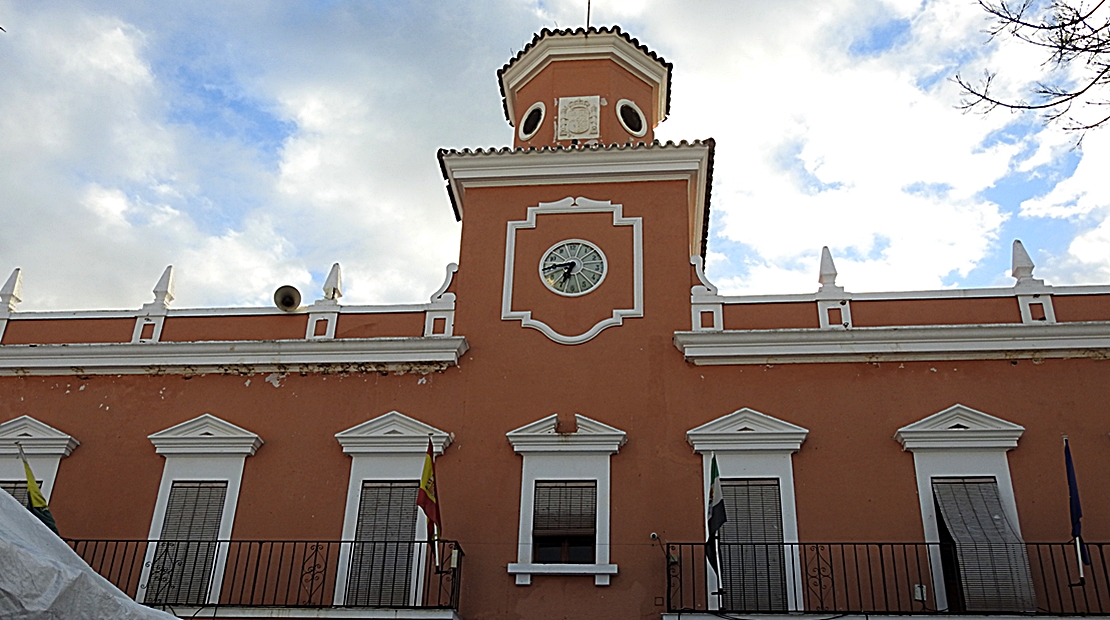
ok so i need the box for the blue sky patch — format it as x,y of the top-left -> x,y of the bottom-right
849,17 -> 912,57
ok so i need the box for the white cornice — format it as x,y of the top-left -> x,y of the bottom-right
0,336 -> 469,376
895,404 -> 1025,451
674,321 -> 1110,365
441,142 -> 712,258
702,283 -> 1110,306
686,408 -> 809,453
506,414 -> 627,453
500,31 -> 669,128
148,413 -> 262,456
0,415 -> 79,457
5,303 -> 438,320
335,411 -> 451,455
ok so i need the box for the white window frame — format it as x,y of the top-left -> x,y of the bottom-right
0,415 -> 79,503
139,414 -> 262,605
506,413 -> 626,586
894,403 -> 1025,612
333,411 -> 451,606
686,407 -> 809,611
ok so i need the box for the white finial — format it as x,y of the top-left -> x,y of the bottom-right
818,247 -> 838,287
1011,240 -> 1035,282
152,265 -> 175,308
323,263 -> 342,300
1,268 -> 23,312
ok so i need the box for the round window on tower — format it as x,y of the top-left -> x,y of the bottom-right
616,99 -> 647,137
518,102 -> 546,141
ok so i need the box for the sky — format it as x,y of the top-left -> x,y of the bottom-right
1,0 -> 1108,311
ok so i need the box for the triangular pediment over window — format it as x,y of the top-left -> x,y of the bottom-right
686,408 -> 808,453
335,411 -> 451,455
895,404 -> 1024,451
0,415 -> 79,457
506,414 -> 626,453
148,413 -> 262,456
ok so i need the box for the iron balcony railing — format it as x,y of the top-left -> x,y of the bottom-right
666,541 -> 1109,615
67,539 -> 462,611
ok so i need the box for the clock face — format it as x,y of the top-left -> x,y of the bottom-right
539,239 -> 607,296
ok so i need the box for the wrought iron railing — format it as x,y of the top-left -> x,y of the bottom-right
666,541 -> 1109,615
67,539 -> 462,611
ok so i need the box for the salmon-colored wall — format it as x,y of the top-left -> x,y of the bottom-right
513,59 -> 657,148
160,315 -> 309,342
723,302 -> 819,330
852,297 -> 1022,326
334,312 -> 425,338
1,318 -> 134,344
1054,294 -> 1110,322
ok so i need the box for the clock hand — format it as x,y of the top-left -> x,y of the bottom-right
542,261 -> 575,273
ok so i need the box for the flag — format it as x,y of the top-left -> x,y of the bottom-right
705,453 -> 727,575
17,444 -> 58,535
417,437 -> 441,539
1064,438 -> 1090,566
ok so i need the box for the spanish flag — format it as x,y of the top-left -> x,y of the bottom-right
17,443 -> 58,535
416,438 -> 440,539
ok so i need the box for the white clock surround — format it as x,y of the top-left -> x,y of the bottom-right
502,197 -> 644,345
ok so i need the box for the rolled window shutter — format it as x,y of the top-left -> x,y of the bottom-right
346,481 -> 418,607
147,481 -> 227,605
718,479 -> 787,612
533,481 -> 596,535
932,477 -> 1036,612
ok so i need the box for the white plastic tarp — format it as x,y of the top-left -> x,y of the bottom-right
0,488 -> 177,619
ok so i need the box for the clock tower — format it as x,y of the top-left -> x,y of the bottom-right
440,26 -> 714,346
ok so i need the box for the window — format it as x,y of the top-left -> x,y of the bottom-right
932,477 -> 1035,612
346,481 -> 419,606
506,414 -> 625,586
145,481 -> 227,605
895,404 -> 1033,613
686,408 -> 808,611
533,481 -> 596,564
718,479 -> 787,612
1,480 -> 31,507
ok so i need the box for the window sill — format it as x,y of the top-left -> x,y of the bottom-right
507,562 -> 618,586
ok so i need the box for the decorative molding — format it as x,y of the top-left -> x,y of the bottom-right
0,415 -> 79,457
615,99 -> 647,138
674,321 -> 1110,365
334,411 -> 451,455
556,96 -> 600,141
506,413 -> 627,453
502,197 -> 643,345
424,264 -> 458,337
0,335 -> 469,376
686,408 -> 808,453
894,404 -> 1025,451
438,141 -> 712,257
148,413 -> 263,456
518,101 -> 546,141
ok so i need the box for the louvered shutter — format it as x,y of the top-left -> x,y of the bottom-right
1,480 -> 32,508
533,481 -> 596,563
932,477 -> 1036,612
146,481 -> 227,605
346,481 -> 418,607
718,479 -> 787,612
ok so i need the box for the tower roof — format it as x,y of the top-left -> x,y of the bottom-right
497,26 -> 672,129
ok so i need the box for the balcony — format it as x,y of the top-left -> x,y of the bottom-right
67,539 -> 463,617
666,541 -> 1109,615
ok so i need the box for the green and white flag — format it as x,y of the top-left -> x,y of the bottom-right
705,453 -> 726,574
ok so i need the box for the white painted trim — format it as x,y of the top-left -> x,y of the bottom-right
332,412 -> 450,606
704,283 -> 1110,305
500,31 -> 669,128
674,321 -> 1110,365
3,303 -> 445,320
615,99 -> 647,137
517,101 -> 546,141
896,405 -> 1025,612
817,299 -> 852,329
439,142 -> 712,256
0,415 -> 79,503
506,414 -> 626,586
139,414 -> 262,605
687,409 -> 807,611
1018,294 -> 1056,324
502,197 -> 643,345
0,336 -> 469,376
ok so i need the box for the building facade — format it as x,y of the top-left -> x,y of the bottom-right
2,26 -> 1109,620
